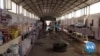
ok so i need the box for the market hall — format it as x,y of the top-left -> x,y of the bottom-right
0,0 -> 100,56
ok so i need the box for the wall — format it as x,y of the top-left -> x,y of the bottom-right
60,14 -> 100,29
1,10 -> 37,25
60,13 -> 100,40
60,17 -> 78,26
86,13 -> 100,29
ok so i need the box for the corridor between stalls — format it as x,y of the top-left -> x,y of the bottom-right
27,16 -> 100,56
27,22 -> 100,56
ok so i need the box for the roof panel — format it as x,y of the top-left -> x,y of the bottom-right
12,0 -> 100,18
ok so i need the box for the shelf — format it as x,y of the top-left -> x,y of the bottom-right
0,36 -> 21,54
0,31 -> 34,55
62,28 -> 85,44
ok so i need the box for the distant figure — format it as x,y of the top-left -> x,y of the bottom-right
54,22 -> 59,32
40,20 -> 47,31
46,25 -> 50,31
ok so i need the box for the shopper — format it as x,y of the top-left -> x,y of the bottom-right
54,22 -> 59,32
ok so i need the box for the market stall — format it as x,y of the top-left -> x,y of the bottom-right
0,9 -> 41,56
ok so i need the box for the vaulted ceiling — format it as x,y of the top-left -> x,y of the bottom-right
12,0 -> 99,18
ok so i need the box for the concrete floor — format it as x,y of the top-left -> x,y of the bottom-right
28,31 -> 100,56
